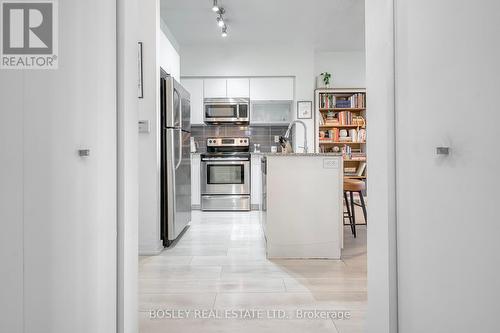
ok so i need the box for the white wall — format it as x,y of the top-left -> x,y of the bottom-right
138,1 -> 180,255
0,65 -> 23,333
0,0 -> 117,332
314,51 -> 366,88
160,19 -> 180,80
395,0 -> 500,332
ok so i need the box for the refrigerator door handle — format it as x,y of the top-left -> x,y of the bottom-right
175,129 -> 182,170
178,88 -> 183,131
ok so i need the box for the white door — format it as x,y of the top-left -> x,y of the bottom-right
181,78 -> 204,125
227,78 -> 250,98
204,78 -> 227,98
0,1 -> 117,332
250,77 -> 294,100
395,1 -> 500,332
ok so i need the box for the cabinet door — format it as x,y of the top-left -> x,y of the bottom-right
181,78 -> 204,125
250,77 -> 294,100
250,101 -> 293,124
191,154 -> 201,207
251,155 -> 262,208
227,78 -> 250,98
203,78 -> 227,98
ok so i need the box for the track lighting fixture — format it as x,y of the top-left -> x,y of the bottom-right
210,2 -> 229,38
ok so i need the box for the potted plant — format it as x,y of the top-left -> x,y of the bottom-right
320,72 -> 332,88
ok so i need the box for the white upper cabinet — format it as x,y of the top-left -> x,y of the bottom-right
181,78 -> 204,125
250,101 -> 293,124
183,77 -> 294,125
250,78 -> 294,100
227,78 -> 250,98
203,78 -> 227,98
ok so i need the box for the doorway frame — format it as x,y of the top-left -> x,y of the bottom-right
365,0 -> 398,332
115,0 -> 400,332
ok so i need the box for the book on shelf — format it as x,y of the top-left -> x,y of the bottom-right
350,152 -> 366,160
356,162 -> 367,177
345,167 -> 357,174
318,112 -> 325,125
319,94 -> 336,109
335,93 -> 366,109
319,128 -> 340,141
338,111 -> 353,125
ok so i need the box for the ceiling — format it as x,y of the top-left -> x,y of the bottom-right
160,0 -> 365,51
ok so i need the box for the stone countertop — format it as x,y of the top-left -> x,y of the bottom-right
193,152 -> 342,157
261,153 -> 343,157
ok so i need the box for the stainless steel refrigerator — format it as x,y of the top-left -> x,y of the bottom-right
160,70 -> 191,247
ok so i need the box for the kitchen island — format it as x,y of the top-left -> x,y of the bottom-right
261,153 -> 344,259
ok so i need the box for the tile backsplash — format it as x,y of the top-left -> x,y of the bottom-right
191,125 -> 291,153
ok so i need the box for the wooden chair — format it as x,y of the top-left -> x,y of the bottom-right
343,179 -> 367,238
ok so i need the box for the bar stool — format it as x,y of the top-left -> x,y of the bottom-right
343,179 -> 367,238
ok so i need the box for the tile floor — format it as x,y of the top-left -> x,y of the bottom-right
139,209 -> 367,333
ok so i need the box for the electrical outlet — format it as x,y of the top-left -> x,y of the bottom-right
274,135 -> 280,143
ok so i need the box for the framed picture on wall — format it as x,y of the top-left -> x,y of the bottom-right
297,101 -> 312,119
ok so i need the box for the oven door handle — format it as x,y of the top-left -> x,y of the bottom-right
202,160 -> 250,165
202,158 -> 249,162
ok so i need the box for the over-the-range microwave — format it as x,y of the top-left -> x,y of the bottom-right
203,98 -> 250,124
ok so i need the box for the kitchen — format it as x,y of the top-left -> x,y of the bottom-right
2,0 -> 497,332
139,0 -> 367,332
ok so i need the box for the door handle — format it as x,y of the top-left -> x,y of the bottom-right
78,149 -> 90,157
175,130 -> 182,170
436,147 -> 450,155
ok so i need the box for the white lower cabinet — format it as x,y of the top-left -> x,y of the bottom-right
251,155 -> 262,210
191,154 -> 201,208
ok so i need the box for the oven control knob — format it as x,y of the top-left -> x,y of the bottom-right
240,140 -> 243,143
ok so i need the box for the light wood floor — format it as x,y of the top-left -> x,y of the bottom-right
139,209 -> 367,333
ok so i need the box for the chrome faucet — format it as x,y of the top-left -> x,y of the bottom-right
284,120 -> 308,153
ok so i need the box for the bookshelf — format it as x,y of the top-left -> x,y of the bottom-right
314,88 -> 367,180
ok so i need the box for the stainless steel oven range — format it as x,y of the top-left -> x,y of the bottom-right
201,137 -> 251,211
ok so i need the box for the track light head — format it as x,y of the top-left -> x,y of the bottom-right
217,15 -> 225,27
221,26 -> 228,37
212,0 -> 219,12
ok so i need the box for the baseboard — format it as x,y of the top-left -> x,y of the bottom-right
139,240 -> 163,256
